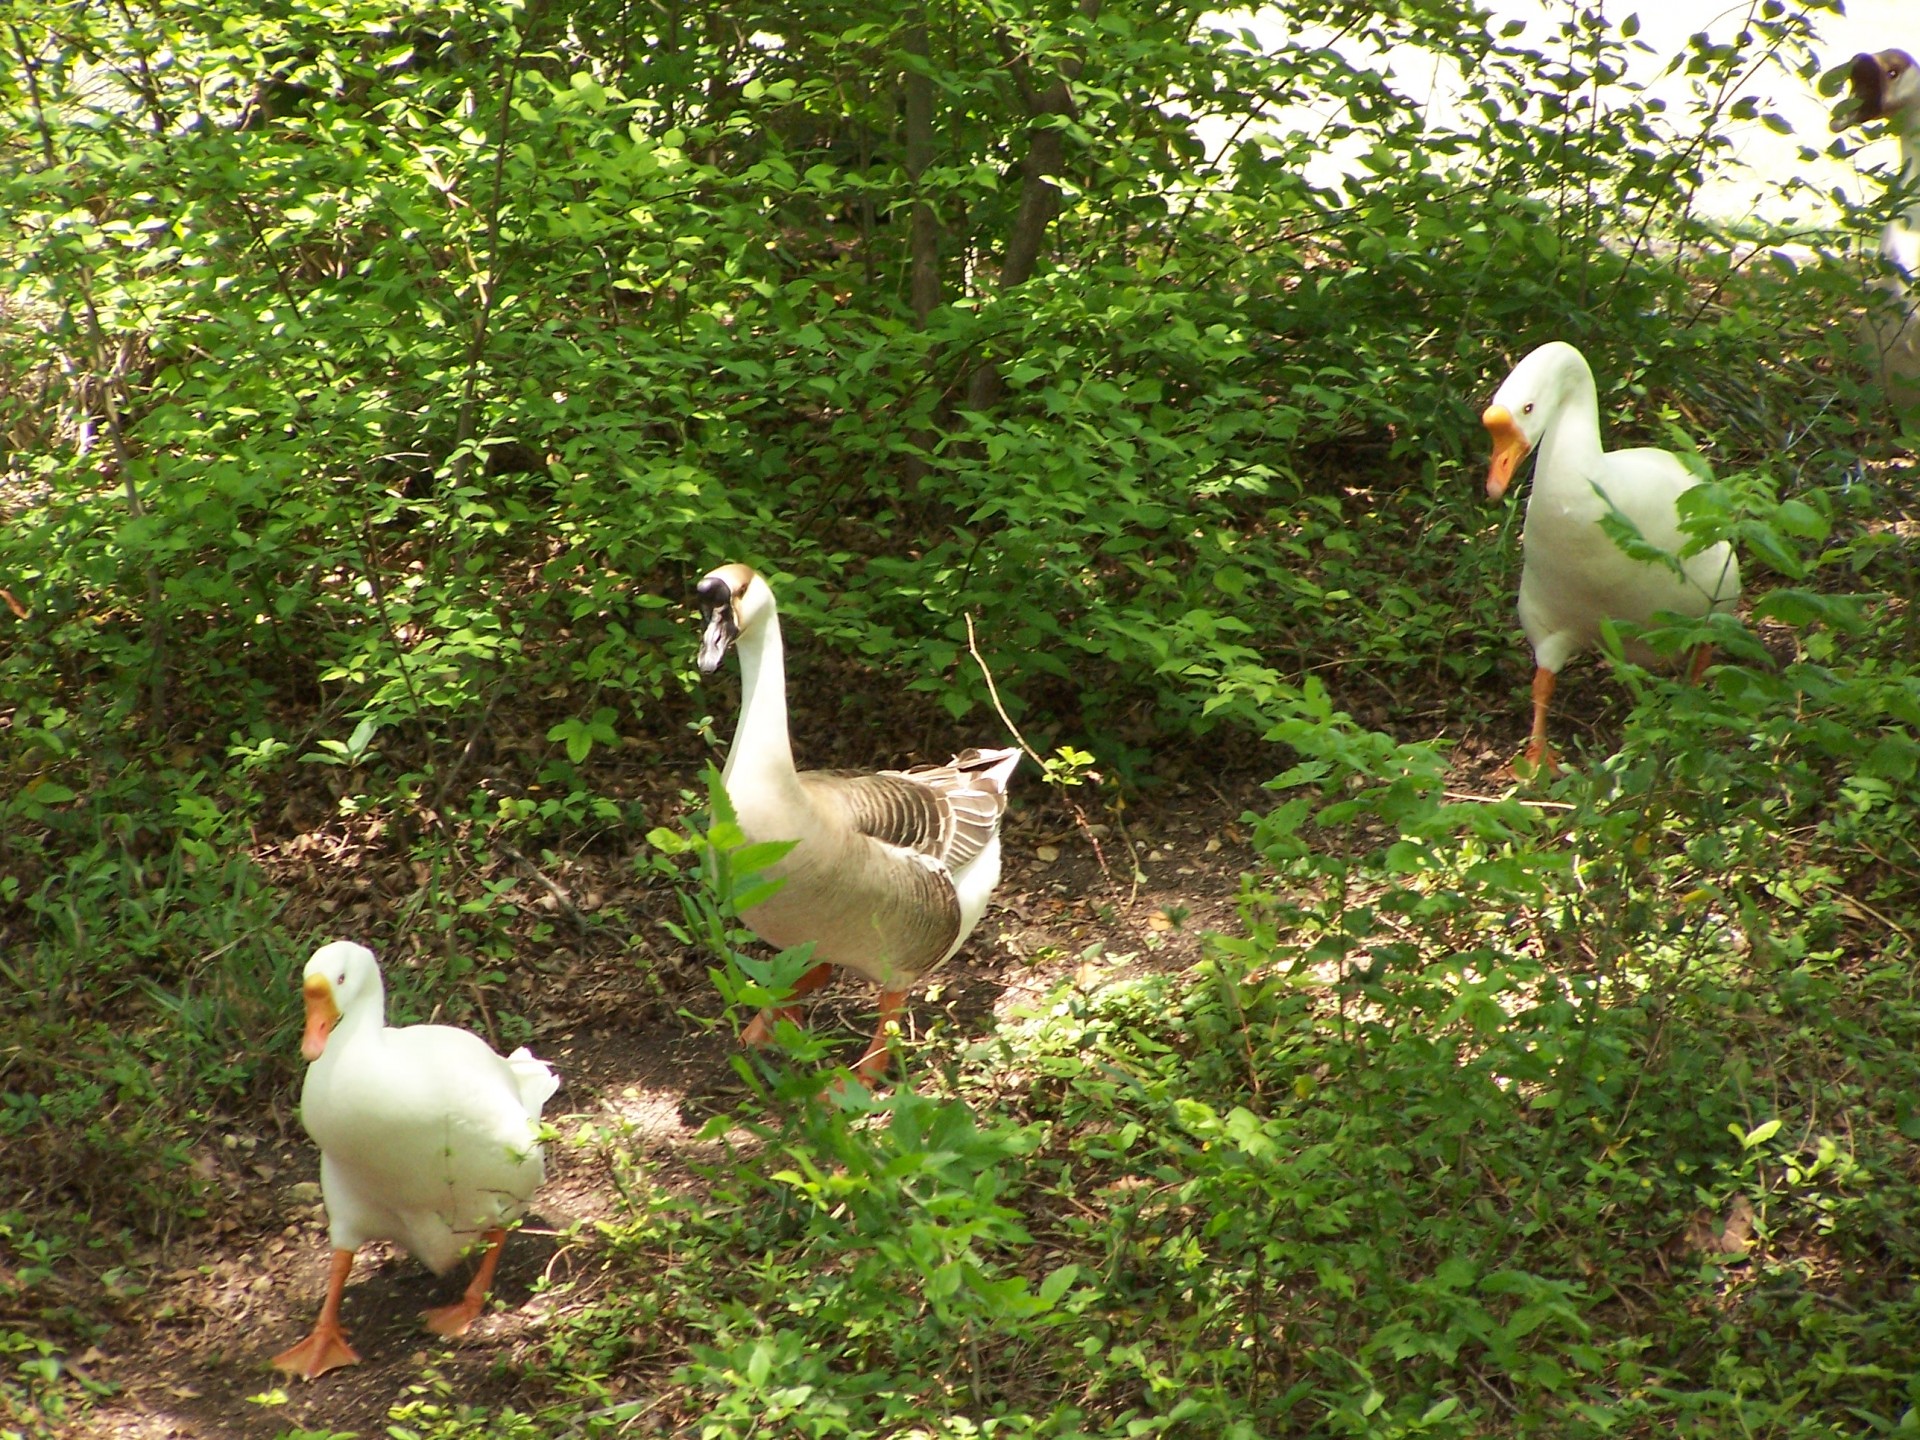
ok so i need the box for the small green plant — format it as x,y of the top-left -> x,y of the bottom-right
644,769 -> 836,1082
299,717 -> 382,769
546,708 -> 620,765
0,1213 -> 119,1437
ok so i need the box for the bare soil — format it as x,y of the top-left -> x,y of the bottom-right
36,606 -> 1601,1439
74,746 -> 1297,1439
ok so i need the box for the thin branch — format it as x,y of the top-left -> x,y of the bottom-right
10,19 -> 169,729
497,839 -> 592,934
451,10 -> 538,481
963,612 -> 1140,903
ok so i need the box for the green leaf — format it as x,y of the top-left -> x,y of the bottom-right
1735,1118 -> 1782,1150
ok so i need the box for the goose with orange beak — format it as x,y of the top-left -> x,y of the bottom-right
1481,342 -> 1741,772
271,941 -> 558,1380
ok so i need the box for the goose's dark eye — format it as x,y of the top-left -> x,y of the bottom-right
1522,402 -> 1535,415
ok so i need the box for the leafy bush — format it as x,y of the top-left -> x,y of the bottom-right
5,1 -> 1920,1436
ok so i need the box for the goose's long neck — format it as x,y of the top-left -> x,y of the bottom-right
1534,360 -> 1604,483
323,983 -> 385,1066
723,610 -> 798,791
1897,123 -> 1920,231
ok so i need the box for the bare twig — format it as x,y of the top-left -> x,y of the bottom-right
497,839 -> 591,934
963,612 -> 1138,902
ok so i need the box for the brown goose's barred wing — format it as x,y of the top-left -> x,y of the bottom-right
893,747 -> 1019,873
807,746 -> 1018,872
806,769 -> 951,860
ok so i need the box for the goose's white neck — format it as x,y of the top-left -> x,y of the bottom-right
336,989 -> 385,1047
723,608 -> 798,791
1533,357 -> 1604,484
1897,125 -> 1920,232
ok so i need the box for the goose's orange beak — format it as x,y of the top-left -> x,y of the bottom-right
301,973 -> 341,1061
1483,405 -> 1530,500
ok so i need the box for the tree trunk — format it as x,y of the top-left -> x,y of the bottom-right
965,0 -> 1101,413
902,10 -> 940,483
904,13 -> 941,328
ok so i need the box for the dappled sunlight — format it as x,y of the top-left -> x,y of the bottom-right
7,0 -> 1920,1435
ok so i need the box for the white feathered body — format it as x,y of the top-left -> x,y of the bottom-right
1492,342 -> 1740,676
1864,224 -> 1920,408
724,757 -> 1009,992
302,1013 -> 556,1274
1833,49 -> 1920,408
1519,441 -> 1739,673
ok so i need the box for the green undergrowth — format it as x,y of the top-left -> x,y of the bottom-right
365,640 -> 1920,1440
0,0 -> 1876,783
426,906 -> 1920,1436
6,0 -> 1920,1432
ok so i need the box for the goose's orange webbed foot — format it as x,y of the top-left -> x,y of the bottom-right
741,962 -> 836,1047
272,1248 -> 361,1380
422,1229 -> 508,1338
270,1322 -> 361,1380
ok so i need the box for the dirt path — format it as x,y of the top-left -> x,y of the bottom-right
79,769 -> 1272,1439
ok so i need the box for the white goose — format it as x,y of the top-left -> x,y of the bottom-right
1483,342 -> 1741,771
271,941 -> 557,1380
1829,48 -> 1920,408
694,562 -> 1020,1083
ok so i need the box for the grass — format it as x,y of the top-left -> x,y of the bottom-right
459,915 -> 1920,1438
366,698 -> 1920,1440
7,433 -> 1920,1438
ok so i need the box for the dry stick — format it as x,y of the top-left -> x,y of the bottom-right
1835,889 -> 1919,952
465,968 -> 499,1052
496,839 -> 591,934
429,690 -> 503,819
962,613 -> 1141,906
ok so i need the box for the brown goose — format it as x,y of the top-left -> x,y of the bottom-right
695,562 -> 1020,1083
1829,48 -> 1920,407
